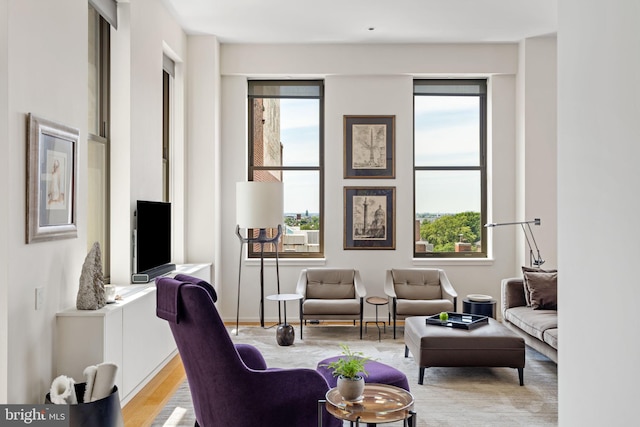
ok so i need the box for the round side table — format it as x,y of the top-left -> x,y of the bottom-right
266,293 -> 303,346
365,296 -> 388,341
462,298 -> 496,318
322,383 -> 416,426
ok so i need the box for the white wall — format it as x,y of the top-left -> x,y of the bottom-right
4,0 -> 88,404
0,0 -> 9,403
517,36 -> 558,269
0,0 -> 187,403
558,0 -> 640,424
185,36 -> 220,289
212,43 -> 555,323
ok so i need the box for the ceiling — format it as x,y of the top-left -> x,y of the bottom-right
160,0 -> 557,44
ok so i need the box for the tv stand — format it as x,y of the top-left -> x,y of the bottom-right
55,263 -> 211,404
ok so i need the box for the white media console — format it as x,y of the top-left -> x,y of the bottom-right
55,263 -> 211,405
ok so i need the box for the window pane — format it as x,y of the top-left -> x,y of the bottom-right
88,7 -> 110,277
88,139 -> 109,271
252,98 -> 319,167
252,170 -> 320,254
415,170 -> 482,253
414,96 -> 480,166
88,6 -> 101,135
248,81 -> 322,97
281,99 -> 320,166
282,170 -> 320,253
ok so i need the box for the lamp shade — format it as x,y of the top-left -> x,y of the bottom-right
236,181 -> 284,229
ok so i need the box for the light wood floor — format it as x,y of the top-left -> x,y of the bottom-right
122,354 -> 185,427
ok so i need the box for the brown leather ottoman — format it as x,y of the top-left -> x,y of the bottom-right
404,316 -> 525,385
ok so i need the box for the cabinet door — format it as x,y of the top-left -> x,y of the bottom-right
55,310 -> 123,388
121,288 -> 176,398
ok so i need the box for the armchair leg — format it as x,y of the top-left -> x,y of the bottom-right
392,298 -> 397,339
393,316 -> 396,339
299,301 -> 304,340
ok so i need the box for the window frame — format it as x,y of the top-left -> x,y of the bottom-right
413,79 -> 488,259
162,68 -> 171,203
247,80 -> 325,258
88,5 -> 111,279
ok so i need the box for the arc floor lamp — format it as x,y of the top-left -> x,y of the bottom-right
485,218 -> 545,268
235,181 -> 284,334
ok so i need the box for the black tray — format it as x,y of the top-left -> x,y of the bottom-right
426,312 -> 489,330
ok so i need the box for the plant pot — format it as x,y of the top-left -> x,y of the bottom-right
337,375 -> 364,402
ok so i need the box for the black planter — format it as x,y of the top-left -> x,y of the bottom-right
45,382 -> 123,427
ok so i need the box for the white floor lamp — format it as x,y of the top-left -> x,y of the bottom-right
485,218 -> 545,267
235,181 -> 284,334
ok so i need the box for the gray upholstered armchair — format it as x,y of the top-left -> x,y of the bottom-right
385,268 -> 457,338
296,268 -> 366,339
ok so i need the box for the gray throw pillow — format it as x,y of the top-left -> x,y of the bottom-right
522,266 -> 557,306
523,271 -> 557,310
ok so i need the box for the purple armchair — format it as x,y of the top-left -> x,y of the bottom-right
156,276 -> 340,427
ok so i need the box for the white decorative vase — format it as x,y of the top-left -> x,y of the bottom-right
337,375 -> 364,401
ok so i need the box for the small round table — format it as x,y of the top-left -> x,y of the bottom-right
266,293 -> 303,346
365,297 -> 388,341
322,383 -> 416,426
462,297 -> 496,318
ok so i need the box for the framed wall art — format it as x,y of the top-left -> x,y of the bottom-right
344,115 -> 395,179
344,186 -> 395,250
26,113 -> 79,243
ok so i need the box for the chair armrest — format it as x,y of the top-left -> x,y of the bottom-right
235,344 -> 268,370
501,277 -> 527,314
295,269 -> 308,298
353,270 -> 367,299
250,368 -> 341,427
383,270 -> 397,298
439,270 -> 458,311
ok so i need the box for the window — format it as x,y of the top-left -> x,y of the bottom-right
88,4 -> 111,278
413,80 -> 487,258
248,81 -> 324,257
162,55 -> 174,202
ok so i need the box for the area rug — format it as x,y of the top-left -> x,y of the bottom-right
152,323 -> 557,426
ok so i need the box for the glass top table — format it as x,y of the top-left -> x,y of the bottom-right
321,383 -> 415,426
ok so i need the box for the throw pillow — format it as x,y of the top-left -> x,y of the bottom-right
522,266 -> 557,306
523,271 -> 557,310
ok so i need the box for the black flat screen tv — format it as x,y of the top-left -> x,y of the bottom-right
133,200 -> 175,283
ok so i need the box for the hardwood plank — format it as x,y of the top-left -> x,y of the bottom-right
122,354 -> 186,427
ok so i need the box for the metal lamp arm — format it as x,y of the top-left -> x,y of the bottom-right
485,218 -> 544,268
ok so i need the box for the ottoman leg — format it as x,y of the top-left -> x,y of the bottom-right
518,367 -> 524,386
418,367 -> 425,385
404,345 -> 409,357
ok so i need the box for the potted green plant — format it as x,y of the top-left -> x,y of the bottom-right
323,343 -> 370,401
